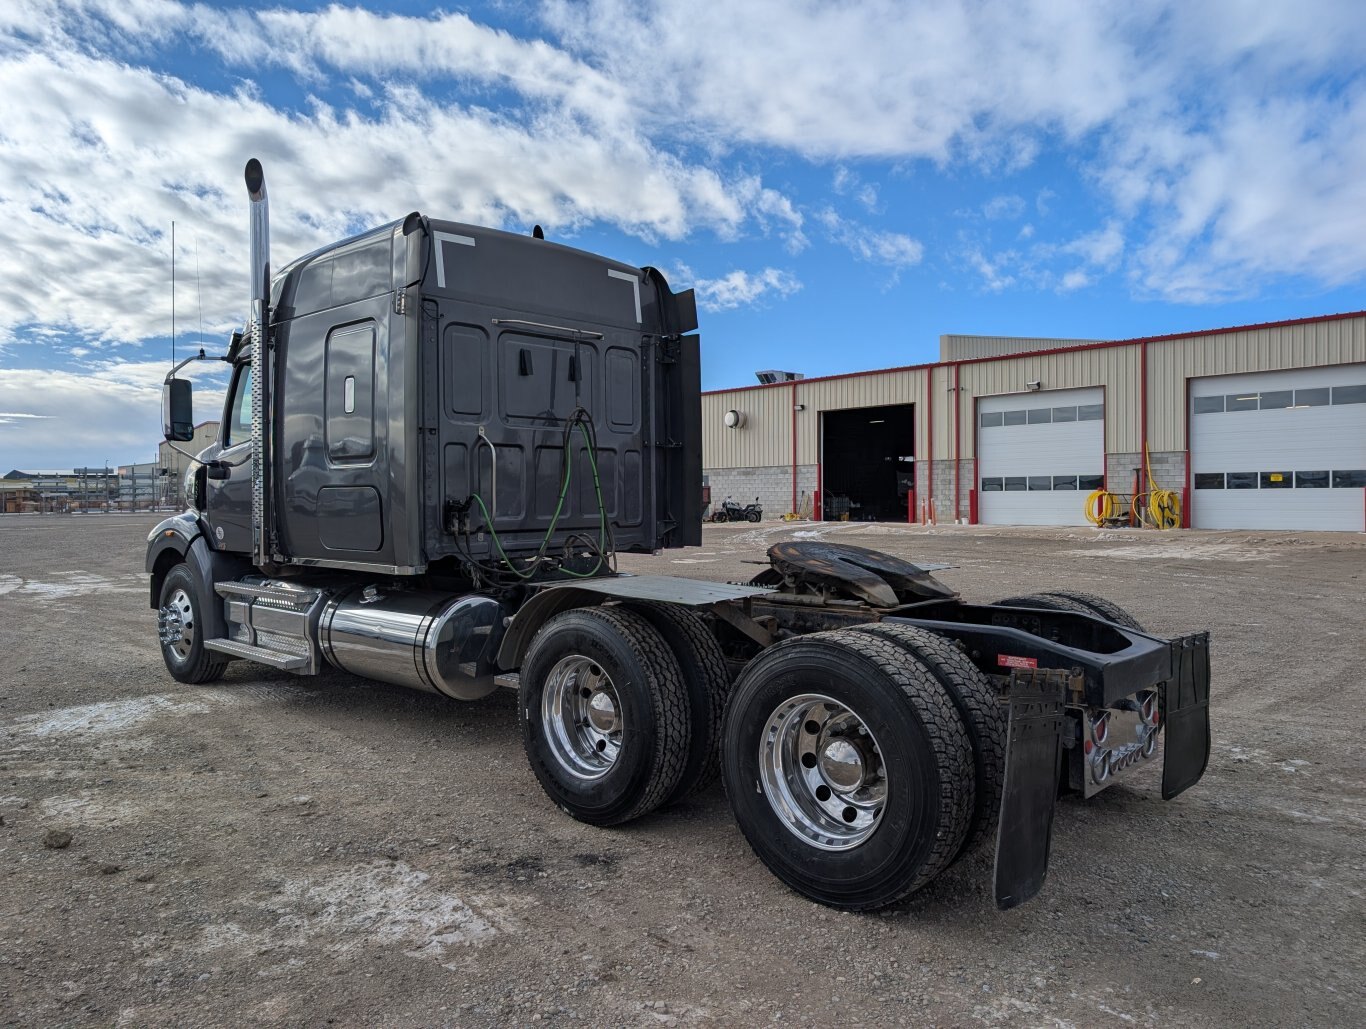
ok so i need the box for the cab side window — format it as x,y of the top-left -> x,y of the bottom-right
225,365 -> 253,447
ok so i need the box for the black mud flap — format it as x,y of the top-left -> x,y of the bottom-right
1161,632 -> 1211,800
994,668 -> 1068,910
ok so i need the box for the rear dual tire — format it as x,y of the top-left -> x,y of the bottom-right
993,590 -> 1145,631
520,606 -> 691,826
623,601 -> 732,802
721,629 -> 974,911
846,623 -> 1006,858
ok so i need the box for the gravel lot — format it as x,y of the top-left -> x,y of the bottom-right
1,515 -> 1363,1027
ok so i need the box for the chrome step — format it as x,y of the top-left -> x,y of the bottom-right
204,637 -> 310,670
215,580 -> 321,610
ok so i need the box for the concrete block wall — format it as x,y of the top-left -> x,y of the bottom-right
912,459 -> 976,523
796,465 -> 818,518
704,465 -> 817,520
708,456 -> 1198,525
1106,451 -> 1186,495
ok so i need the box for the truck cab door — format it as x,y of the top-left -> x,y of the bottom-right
204,362 -> 254,554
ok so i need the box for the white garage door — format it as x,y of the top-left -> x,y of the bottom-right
978,387 -> 1104,526
1191,364 -> 1366,531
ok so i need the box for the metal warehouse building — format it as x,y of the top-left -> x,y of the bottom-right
702,310 -> 1366,531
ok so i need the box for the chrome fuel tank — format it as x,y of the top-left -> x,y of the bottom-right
320,586 -> 505,700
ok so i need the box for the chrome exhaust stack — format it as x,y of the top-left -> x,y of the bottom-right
245,158 -> 270,321
244,158 -> 274,567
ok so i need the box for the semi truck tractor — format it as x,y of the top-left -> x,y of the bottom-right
149,160 -> 1211,911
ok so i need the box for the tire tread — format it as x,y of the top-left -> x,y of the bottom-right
1037,590 -> 1144,631
725,628 -> 974,910
523,605 -> 690,824
624,601 -> 730,801
850,623 -> 1006,858
160,564 -> 228,685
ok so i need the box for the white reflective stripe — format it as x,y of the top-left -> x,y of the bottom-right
344,376 -> 355,414
433,231 -> 476,288
607,268 -> 641,323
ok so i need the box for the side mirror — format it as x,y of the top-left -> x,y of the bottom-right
163,378 -> 194,441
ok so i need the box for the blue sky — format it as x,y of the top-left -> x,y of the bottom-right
2,0 -> 1365,469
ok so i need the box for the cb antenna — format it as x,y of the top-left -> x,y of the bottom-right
195,237 -> 203,350
170,220 -> 176,366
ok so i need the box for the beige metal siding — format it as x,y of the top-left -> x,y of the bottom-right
954,345 -> 1142,457
940,335 -> 1102,361
702,386 -> 794,469
704,370 -> 931,468
795,369 -> 929,464
1147,315 -> 1366,451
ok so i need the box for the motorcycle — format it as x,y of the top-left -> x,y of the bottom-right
718,496 -> 763,523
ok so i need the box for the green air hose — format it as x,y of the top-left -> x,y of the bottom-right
467,416 -> 610,580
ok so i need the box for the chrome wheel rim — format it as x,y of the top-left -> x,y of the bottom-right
760,693 -> 887,851
541,655 -> 623,781
157,588 -> 195,663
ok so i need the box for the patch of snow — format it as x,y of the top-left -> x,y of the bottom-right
1061,544 -> 1261,562
39,790 -> 144,825
198,862 -> 517,969
0,570 -> 146,600
9,694 -> 209,738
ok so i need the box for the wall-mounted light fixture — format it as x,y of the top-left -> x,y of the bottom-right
793,403 -> 806,411
1026,380 -> 1042,391
724,409 -> 747,429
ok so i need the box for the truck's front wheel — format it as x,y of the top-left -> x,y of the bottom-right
520,606 -> 691,826
157,564 -> 227,684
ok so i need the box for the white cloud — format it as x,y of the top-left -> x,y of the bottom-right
963,248 -> 1017,293
545,0 -> 1141,161
676,267 -> 803,312
547,0 -> 1366,300
817,209 -> 923,271
0,3 -> 799,351
832,167 -> 880,212
1061,221 -> 1125,271
737,178 -> 808,252
1058,269 -> 1092,292
1110,89 -> 1366,300
0,357 -> 226,469
982,195 -> 1026,220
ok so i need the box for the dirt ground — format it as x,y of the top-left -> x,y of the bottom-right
1,515 -> 1363,1027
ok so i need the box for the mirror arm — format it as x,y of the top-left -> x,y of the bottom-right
162,439 -> 205,463
162,347 -> 224,382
